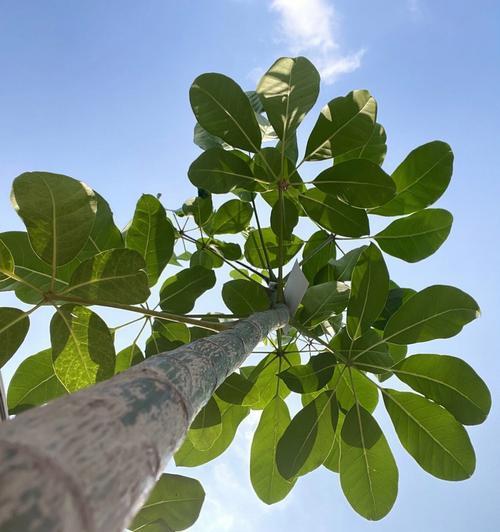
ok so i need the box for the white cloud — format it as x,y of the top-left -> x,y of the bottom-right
268,0 -> 364,83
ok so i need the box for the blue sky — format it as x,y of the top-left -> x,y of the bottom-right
1,0 -> 499,530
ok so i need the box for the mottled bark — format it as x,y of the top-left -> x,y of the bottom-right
0,305 -> 289,532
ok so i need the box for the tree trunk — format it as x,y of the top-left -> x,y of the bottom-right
0,304 -> 289,532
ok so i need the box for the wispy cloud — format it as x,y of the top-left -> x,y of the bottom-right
268,0 -> 364,84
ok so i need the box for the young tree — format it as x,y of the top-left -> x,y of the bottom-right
0,57 -> 491,532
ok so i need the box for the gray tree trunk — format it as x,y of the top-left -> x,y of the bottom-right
0,305 -> 289,532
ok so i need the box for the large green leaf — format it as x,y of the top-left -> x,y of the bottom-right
188,397 -> 222,451
130,473 -> 204,531
372,283 -> 416,331
383,285 -> 479,344
300,189 -> 369,237
65,249 -> 150,304
330,366 -> 379,413
188,148 -> 258,194
159,267 -> 216,314
375,208 -> 453,262
270,197 -> 299,241
301,230 -> 336,283
372,141 -> 453,216
126,194 -> 175,286
190,73 -> 261,152
257,56 -> 320,143
347,244 -> 389,340
383,389 -> 475,480
222,279 -> 270,317
314,159 -> 395,208
248,350 -> 301,409
335,123 -> 387,166
305,90 -> 377,160
0,307 -> 30,368
394,354 -> 491,425
7,348 -> 66,414
340,405 -> 398,520
174,398 -> 249,467
50,305 -> 115,392
300,281 -> 350,327
250,396 -> 296,504
323,412 -> 344,473
244,228 -> 303,269
11,172 -> 97,266
276,390 -> 338,479
207,199 -> 253,234
278,352 -> 336,393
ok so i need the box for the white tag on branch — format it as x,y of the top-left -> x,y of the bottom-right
284,261 -> 309,316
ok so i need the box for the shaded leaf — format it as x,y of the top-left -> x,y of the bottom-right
222,279 -> 270,317
207,199 -> 253,234
244,228 -> 303,269
0,307 -> 30,368
278,352 -> 336,393
188,397 -> 222,451
115,344 -> 144,374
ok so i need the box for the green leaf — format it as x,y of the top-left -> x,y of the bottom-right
222,279 -> 270,317
314,159 -> 395,208
174,398 -> 249,467
301,230 -> 336,283
193,122 -> 228,151
335,123 -> 387,166
305,90 -> 377,161
126,194 -> 175,286
130,473 -> 204,532
11,171 -> 97,266
188,148 -> 258,194
159,267 -> 216,314
188,397 -> 222,451
347,244 -> 389,339
323,412 -> 344,473
340,405 -> 398,520
270,197 -> 299,241
300,189 -> 369,237
75,192 -> 124,261
0,307 -> 30,368
276,390 -> 338,479
328,245 -> 368,282
250,396 -> 296,504
257,56 -> 320,142
383,389 -> 475,480
383,285 -> 479,344
331,366 -> 378,413
215,372 -> 260,406
300,281 -> 350,326
190,73 -> 261,152
0,232 -> 70,303
0,237 -> 15,278
248,350 -> 301,409
244,228 -> 303,269
7,348 -> 66,414
207,199 -> 253,234
331,328 -> 393,374
394,354 -> 491,425
50,305 -> 115,392
278,352 -> 336,393
115,344 -> 144,374
372,141 -> 453,216
183,195 -> 213,228
374,208 -> 453,263
372,284 -> 416,331
145,321 -> 190,357
65,249 -> 150,304
189,249 -> 223,270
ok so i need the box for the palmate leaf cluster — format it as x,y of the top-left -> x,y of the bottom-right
0,56 -> 491,527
